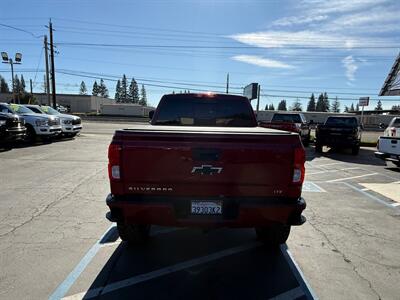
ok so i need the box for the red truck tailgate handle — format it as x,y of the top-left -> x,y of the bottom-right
192,148 -> 221,161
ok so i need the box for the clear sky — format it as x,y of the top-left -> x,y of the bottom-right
1,0 -> 400,110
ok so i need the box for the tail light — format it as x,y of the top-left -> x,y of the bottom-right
108,143 -> 121,180
292,146 -> 305,185
390,127 -> 396,137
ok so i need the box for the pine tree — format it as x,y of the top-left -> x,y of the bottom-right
315,93 -> 325,112
0,75 -> 9,93
391,105 -> 400,111
128,78 -> 139,104
120,74 -> 128,103
115,80 -> 121,102
98,79 -> 109,98
323,92 -> 330,112
139,84 -> 147,106
307,93 -> 316,111
344,106 -> 349,113
20,75 -> 26,94
92,81 -> 99,96
269,103 -> 275,110
79,81 -> 87,95
277,100 -> 287,111
265,104 -> 269,110
290,98 -> 302,111
355,103 -> 360,112
331,97 -> 340,112
350,103 -> 355,112
375,100 -> 383,111
14,75 -> 21,95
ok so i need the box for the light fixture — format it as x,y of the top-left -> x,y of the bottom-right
15,53 -> 22,62
1,52 -> 8,62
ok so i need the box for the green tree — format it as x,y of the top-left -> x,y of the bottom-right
99,79 -> 109,98
323,92 -> 330,112
120,74 -> 128,102
315,93 -> 325,112
114,80 -> 121,102
265,104 -> 269,110
391,105 -> 400,111
344,106 -> 349,113
350,103 -> 355,112
355,103 -> 360,112
79,81 -> 87,95
307,93 -> 316,111
139,84 -> 147,106
277,100 -> 287,111
92,81 -> 99,96
0,75 -> 9,93
290,98 -> 302,111
268,103 -> 275,110
331,97 -> 340,112
128,78 -> 139,104
375,100 -> 383,111
20,75 -> 26,94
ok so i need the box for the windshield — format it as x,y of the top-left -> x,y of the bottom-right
325,117 -> 358,126
272,114 -> 302,123
41,106 -> 61,115
153,95 -> 256,127
28,106 -> 45,114
9,104 -> 35,114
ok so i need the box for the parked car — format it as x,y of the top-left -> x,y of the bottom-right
105,93 -> 306,246
375,117 -> 400,167
260,112 -> 311,146
25,105 -> 82,137
315,116 -> 361,155
0,103 -> 62,142
0,111 -> 26,147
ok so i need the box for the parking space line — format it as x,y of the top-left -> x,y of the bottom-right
342,182 -> 397,210
326,173 -> 378,183
269,286 -> 304,300
316,162 -> 345,167
303,181 -> 326,193
391,203 -> 400,207
280,244 -> 318,300
307,167 -> 359,175
49,225 -> 115,300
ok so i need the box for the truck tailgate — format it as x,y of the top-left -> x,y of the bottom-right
378,137 -> 400,155
112,128 -> 301,198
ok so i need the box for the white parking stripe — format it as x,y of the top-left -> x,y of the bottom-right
307,167 -> 359,175
316,162 -> 344,167
269,287 -> 304,300
326,173 -> 378,183
64,241 -> 262,299
391,203 -> 400,207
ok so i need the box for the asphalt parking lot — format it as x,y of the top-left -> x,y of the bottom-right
1,121 -> 399,300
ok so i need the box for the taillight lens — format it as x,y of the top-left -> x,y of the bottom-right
293,146 -> 305,184
390,127 -> 396,137
108,143 -> 121,180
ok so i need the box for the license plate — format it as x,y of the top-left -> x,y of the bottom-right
191,201 -> 222,215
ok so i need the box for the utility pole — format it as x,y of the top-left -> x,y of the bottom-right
226,73 -> 229,94
30,79 -> 33,104
256,84 -> 261,117
44,35 -> 51,106
49,20 -> 57,109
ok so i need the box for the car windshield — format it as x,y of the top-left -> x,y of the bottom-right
325,117 -> 358,126
9,104 -> 34,114
42,106 -> 60,115
272,114 -> 302,123
153,96 -> 256,127
28,106 -> 45,114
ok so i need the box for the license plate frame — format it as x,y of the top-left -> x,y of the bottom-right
191,201 -> 223,215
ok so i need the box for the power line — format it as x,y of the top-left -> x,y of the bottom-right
0,23 -> 43,38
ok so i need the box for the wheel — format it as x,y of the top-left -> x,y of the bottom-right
117,222 -> 151,244
315,143 -> 323,153
24,125 -> 36,143
393,162 -> 400,168
351,145 -> 360,155
255,224 -> 291,246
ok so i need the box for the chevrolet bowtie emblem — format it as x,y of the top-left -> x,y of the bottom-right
191,165 -> 223,175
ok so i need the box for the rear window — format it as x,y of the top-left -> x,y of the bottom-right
152,95 -> 256,127
390,118 -> 400,127
325,117 -> 358,126
271,114 -> 302,123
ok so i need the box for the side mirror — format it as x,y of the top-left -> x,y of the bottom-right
149,110 -> 155,120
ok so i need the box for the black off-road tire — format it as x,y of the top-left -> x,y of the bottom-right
255,224 -> 291,246
315,143 -> 323,153
351,145 -> 360,155
117,222 -> 151,244
24,124 -> 36,143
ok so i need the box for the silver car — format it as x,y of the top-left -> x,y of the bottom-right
25,105 -> 82,137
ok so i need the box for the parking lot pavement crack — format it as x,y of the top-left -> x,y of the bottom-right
0,167 -> 106,239
307,207 -> 382,300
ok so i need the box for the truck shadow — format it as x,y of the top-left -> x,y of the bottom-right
81,227 -> 312,300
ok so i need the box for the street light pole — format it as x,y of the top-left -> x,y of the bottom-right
9,58 -> 15,103
1,52 -> 22,104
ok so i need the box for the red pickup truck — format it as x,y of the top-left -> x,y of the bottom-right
106,93 -> 306,246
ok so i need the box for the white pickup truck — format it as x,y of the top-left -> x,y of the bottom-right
375,117 -> 400,167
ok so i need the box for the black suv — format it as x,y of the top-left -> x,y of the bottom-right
0,110 -> 26,146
